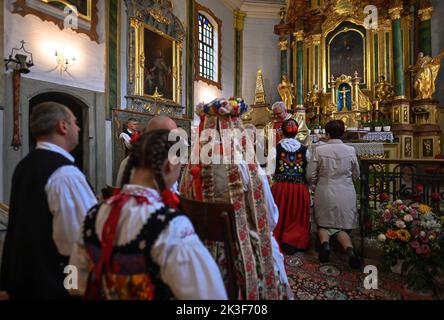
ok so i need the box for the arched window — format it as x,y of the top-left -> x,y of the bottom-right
198,14 -> 215,81
195,3 -> 222,89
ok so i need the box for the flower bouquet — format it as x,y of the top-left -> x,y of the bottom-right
375,198 -> 444,291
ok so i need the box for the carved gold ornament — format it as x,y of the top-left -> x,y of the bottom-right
148,8 -> 171,25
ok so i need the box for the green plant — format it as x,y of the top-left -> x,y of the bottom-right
361,120 -> 371,127
309,121 -> 321,130
381,118 -> 391,126
373,120 -> 383,127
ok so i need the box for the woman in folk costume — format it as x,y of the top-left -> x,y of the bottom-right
180,97 -> 293,300
69,130 -> 227,300
272,119 -> 311,254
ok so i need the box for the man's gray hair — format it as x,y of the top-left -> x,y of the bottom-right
271,101 -> 286,112
30,102 -> 71,137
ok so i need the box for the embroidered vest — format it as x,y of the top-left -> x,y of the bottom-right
273,144 -> 308,184
83,203 -> 184,300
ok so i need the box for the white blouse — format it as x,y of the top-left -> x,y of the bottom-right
69,185 -> 227,300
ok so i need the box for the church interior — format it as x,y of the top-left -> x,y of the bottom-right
1,0 -> 444,300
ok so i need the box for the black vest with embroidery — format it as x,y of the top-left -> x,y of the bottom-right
83,203 -> 185,300
273,143 -> 308,184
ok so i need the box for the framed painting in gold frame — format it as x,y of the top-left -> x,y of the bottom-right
12,0 -> 99,43
41,0 -> 92,21
326,23 -> 368,89
133,20 -> 182,105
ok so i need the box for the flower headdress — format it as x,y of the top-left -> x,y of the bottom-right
195,97 -> 249,116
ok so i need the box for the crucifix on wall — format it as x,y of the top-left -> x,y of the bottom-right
339,87 -> 350,111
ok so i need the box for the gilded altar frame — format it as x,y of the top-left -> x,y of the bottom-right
295,1 -> 413,101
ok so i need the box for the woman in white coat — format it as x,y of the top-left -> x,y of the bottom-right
306,120 -> 361,269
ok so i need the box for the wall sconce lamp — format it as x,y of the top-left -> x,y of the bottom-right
4,40 -> 34,74
55,51 -> 76,74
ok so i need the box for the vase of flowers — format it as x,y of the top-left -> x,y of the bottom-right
375,198 -> 444,291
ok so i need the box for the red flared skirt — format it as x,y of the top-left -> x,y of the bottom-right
272,182 -> 310,250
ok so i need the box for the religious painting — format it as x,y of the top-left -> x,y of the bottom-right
12,0 -> 98,42
328,29 -> 365,83
41,0 -> 91,20
143,26 -> 174,101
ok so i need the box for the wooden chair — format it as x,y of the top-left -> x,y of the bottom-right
179,196 -> 238,300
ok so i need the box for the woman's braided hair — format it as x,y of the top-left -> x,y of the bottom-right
120,129 -> 176,192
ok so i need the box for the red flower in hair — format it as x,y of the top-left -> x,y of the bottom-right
161,189 -> 180,209
284,120 -> 299,134
130,132 -> 141,144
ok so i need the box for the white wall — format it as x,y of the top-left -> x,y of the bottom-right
431,0 -> 444,104
193,0 -> 235,104
4,0 -> 106,93
242,17 -> 281,106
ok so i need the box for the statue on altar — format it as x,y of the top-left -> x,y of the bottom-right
409,51 -> 444,100
375,76 -> 394,102
277,74 -> 294,111
305,84 -> 322,119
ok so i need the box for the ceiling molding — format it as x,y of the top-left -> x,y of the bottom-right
220,0 -> 243,11
240,2 -> 282,19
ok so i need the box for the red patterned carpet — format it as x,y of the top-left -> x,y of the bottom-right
284,250 -> 441,300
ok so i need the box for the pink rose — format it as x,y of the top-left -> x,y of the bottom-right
396,220 -> 406,228
410,240 -> 420,249
431,192 -> 442,202
416,247 -> 423,254
382,211 -> 392,222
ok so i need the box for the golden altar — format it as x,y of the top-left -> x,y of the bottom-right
243,0 -> 443,160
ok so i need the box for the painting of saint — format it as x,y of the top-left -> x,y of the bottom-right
329,30 -> 364,80
143,27 -> 174,100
